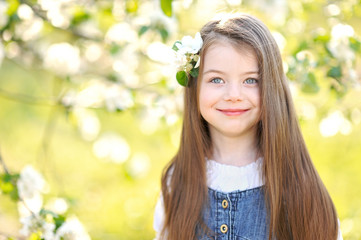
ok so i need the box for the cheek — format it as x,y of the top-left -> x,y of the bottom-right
198,92 -> 208,116
253,90 -> 261,121
198,87 -> 214,117
199,87 -> 218,106
250,88 -> 261,108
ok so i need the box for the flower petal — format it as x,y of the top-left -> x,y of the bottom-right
195,57 -> 201,68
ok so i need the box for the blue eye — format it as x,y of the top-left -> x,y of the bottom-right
210,78 -> 224,84
244,78 -> 258,84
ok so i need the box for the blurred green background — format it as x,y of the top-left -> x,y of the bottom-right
0,0 -> 360,239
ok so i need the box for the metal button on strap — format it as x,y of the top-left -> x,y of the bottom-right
222,199 -> 228,209
220,224 -> 228,233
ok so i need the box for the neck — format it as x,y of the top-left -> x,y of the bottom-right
210,130 -> 259,167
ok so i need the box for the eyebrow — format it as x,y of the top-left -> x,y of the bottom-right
203,69 -> 259,75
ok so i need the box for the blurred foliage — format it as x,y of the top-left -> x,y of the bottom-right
0,0 -> 361,239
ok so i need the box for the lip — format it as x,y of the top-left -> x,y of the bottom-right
217,108 -> 249,116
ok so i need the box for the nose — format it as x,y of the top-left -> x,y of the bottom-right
223,82 -> 243,102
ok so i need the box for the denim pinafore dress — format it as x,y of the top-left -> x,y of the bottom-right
200,187 -> 269,240
153,159 -> 342,240
200,158 -> 269,240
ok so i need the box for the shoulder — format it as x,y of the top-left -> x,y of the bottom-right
153,195 -> 165,239
337,219 -> 343,240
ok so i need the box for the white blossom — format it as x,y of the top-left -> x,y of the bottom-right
104,85 -> 134,112
84,42 -> 103,62
45,198 -> 69,215
61,89 -> 77,107
16,4 -> 44,41
134,1 -> 178,36
173,32 -> 203,74
17,165 -> 46,199
328,24 -> 355,61
105,23 -> 137,45
272,31 -> 286,52
17,4 -> 34,20
19,214 -> 55,240
127,152 -> 151,178
61,80 -> 134,111
18,194 -> 43,217
326,4 -> 341,16
112,44 -> 140,87
173,52 -> 188,71
0,1 -> 9,28
93,133 -> 130,163
75,20 -> 102,39
73,108 -> 101,141
175,32 -> 203,55
319,110 -> 353,137
54,217 -> 91,240
139,109 -> 161,135
73,81 -> 105,108
248,0 -> 287,25
44,43 -> 81,75
38,0 -> 72,28
147,42 -> 174,64
5,41 -> 20,59
15,16 -> 44,41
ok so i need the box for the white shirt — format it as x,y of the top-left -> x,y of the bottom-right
154,159 -> 343,239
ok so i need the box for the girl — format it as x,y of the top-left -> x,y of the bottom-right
154,13 -> 342,240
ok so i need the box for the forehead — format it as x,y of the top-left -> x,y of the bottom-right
202,41 -> 258,73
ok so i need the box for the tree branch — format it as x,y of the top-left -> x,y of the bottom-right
0,88 -> 58,106
0,148 -> 10,175
20,0 -> 102,42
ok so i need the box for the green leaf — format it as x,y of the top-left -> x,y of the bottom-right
327,66 -> 342,79
313,34 -> 331,43
6,0 -> 19,16
9,188 -> 19,201
107,73 -> 118,82
0,173 -> 19,200
176,71 -> 188,86
54,214 -> 66,230
0,181 -> 14,194
301,72 -> 320,93
71,8 -> 90,25
109,44 -> 121,55
190,67 -> 199,78
293,41 -> 308,55
138,26 -> 150,36
126,0 -> 139,13
172,41 -> 181,51
160,0 -> 172,17
349,37 -> 361,52
158,28 -> 169,42
40,209 -> 58,218
3,173 -> 12,182
330,81 -> 347,99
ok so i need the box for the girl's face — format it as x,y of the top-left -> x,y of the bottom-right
199,41 -> 261,139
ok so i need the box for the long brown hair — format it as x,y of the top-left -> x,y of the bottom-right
161,13 -> 338,240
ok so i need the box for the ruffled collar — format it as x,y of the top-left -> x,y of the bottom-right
206,158 -> 264,193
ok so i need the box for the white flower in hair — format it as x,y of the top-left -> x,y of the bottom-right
176,32 -> 203,55
172,32 -> 203,86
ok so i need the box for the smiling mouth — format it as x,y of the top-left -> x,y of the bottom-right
217,109 -> 249,116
